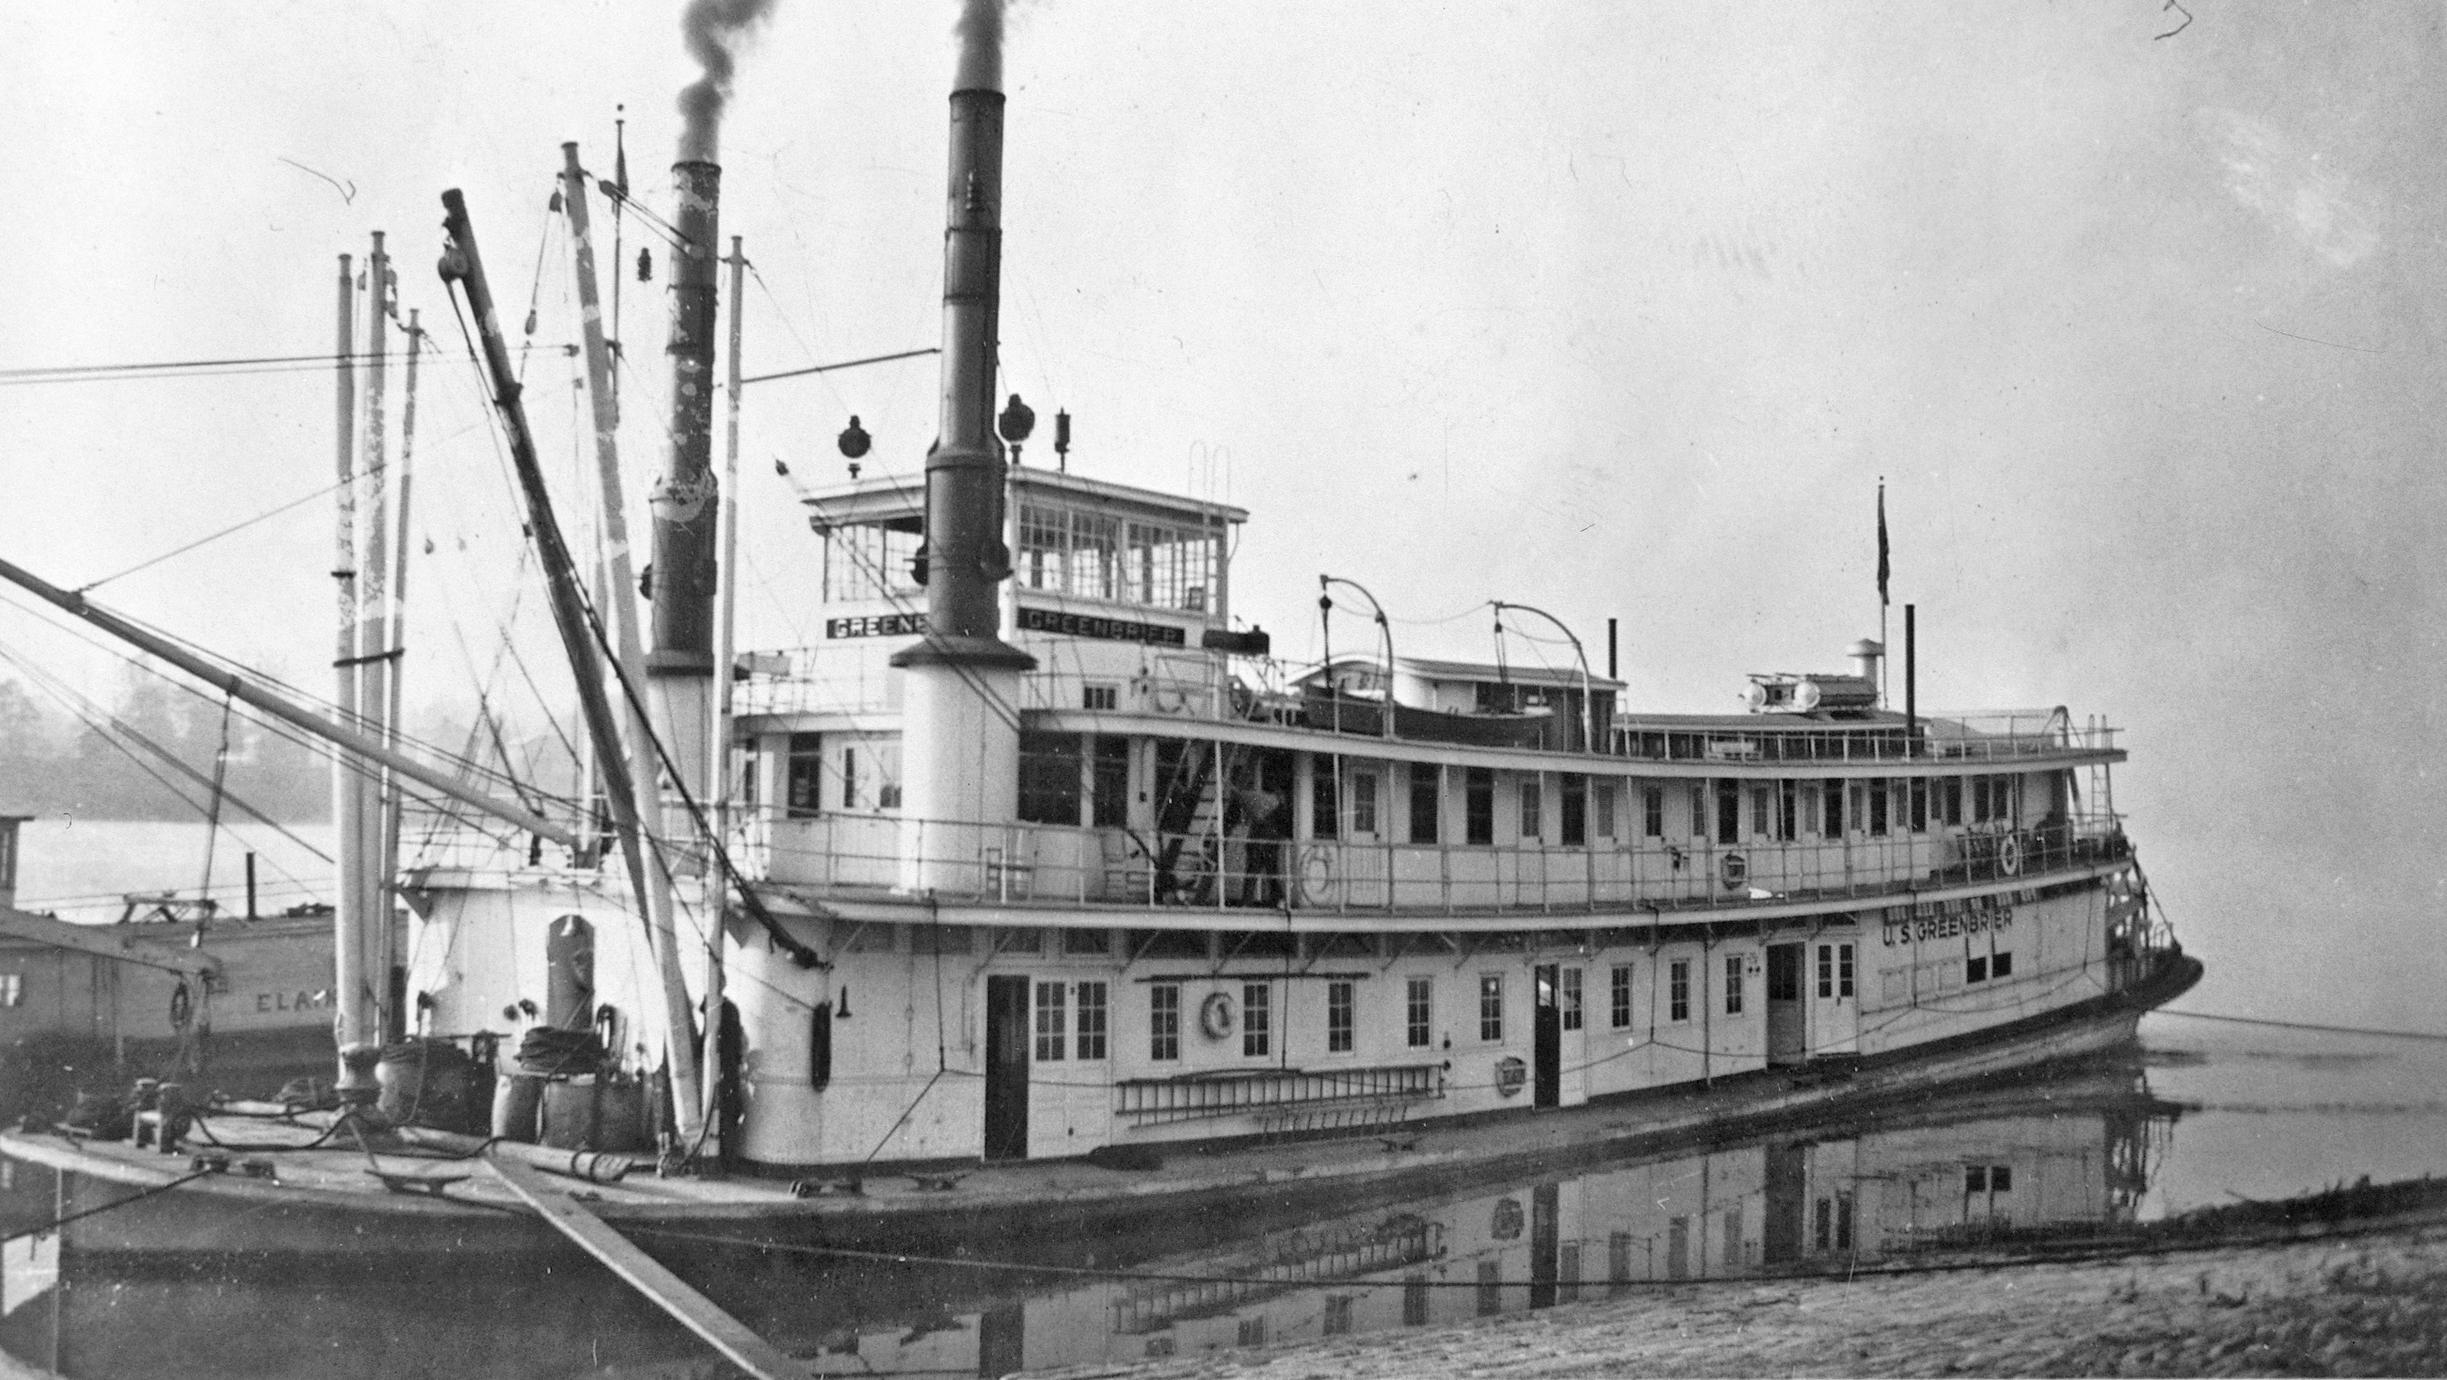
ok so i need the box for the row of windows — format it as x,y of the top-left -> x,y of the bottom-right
1648,775 -> 2024,846
779,732 -> 903,817
1015,503 -> 1220,612
1125,948 -> 1860,1061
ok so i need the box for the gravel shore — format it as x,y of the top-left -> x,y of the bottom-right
1035,1215 -> 2447,1378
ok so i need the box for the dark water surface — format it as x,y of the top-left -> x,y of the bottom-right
0,1013 -> 2440,1379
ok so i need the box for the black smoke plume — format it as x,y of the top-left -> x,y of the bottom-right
677,0 -> 778,162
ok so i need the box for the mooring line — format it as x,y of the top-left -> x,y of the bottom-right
2153,1010 -> 2447,1043
2,1167 -> 217,1245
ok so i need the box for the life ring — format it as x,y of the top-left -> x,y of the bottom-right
1199,990 -> 1237,1041
1996,834 -> 2023,877
1296,846 -> 1337,907
1151,686 -> 1189,715
1719,851 -> 1748,891
168,980 -> 193,1030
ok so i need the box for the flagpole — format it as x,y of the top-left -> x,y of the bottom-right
1876,476 -> 1890,707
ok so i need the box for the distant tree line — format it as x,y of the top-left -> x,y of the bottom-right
0,672 -> 329,822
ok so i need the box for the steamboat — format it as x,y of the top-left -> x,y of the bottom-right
0,0 -> 2192,1329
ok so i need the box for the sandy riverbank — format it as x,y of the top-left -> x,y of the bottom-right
1033,1212 -> 2447,1378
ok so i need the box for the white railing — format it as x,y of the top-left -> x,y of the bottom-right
737,807 -> 2128,914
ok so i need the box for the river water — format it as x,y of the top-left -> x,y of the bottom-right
1,825 -> 2442,1377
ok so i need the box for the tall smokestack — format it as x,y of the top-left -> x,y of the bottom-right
892,0 -> 1034,890
651,0 -> 772,812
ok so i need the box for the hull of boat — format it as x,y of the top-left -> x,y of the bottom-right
0,951 -> 2198,1262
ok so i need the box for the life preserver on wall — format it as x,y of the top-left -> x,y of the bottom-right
1151,686 -> 1189,715
1720,851 -> 1748,891
1296,846 -> 1337,907
1996,834 -> 2024,877
1199,990 -> 1237,1041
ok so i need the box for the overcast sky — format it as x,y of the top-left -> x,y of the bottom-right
2,1 -> 2440,1028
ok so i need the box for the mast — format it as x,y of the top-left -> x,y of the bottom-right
382,309 -> 421,910
360,231 -> 400,1045
440,187 -> 705,1142
702,233 -> 747,1154
891,4 -> 1035,890
331,252 -> 377,1099
561,143 -> 702,1145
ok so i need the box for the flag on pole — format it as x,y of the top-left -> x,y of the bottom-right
1876,479 -> 1891,608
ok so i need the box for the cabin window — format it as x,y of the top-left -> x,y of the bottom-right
1242,981 -> 1271,1057
1034,981 -> 1067,1061
1840,943 -> 1856,997
1669,960 -> 1690,1022
1076,981 -> 1108,1059
1406,976 -> 1432,1048
1312,764 -> 1339,841
1593,781 -> 1617,838
1560,967 -> 1584,1031
1749,786 -> 1771,841
1688,784 -> 1708,839
785,732 -> 823,818
1818,942 -> 1855,998
1465,768 -> 1495,845
1642,786 -> 1664,839
997,927 -> 1044,955
1818,944 -> 1832,997
1063,928 -> 1111,956
841,746 -> 861,811
1992,950 -> 2013,979
1017,731 -> 1084,825
1089,737 -> 1129,828
1610,964 -> 1633,1029
1909,777 -> 1929,832
1328,980 -> 1356,1053
1777,781 -> 1799,842
1867,780 -> 1889,837
1082,682 -> 1118,711
1966,955 -> 1988,983
1725,954 -> 1745,1015
1408,766 -> 1441,845
1520,778 -> 1544,842
1715,782 -> 1740,846
1149,983 -> 1181,1061
1972,776 -> 1992,823
1944,777 -> 1964,826
1350,771 -> 1379,836
822,522 -> 921,601
1823,779 -> 1845,837
1560,775 -> 1587,846
1324,1296 -> 1354,1337
1479,973 -> 1504,1041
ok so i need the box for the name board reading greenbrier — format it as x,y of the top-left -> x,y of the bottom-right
1017,608 -> 1189,645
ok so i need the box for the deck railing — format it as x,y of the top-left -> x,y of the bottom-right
741,808 -> 2129,915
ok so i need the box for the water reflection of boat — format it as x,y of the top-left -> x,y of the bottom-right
0,1059 -> 2182,1377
